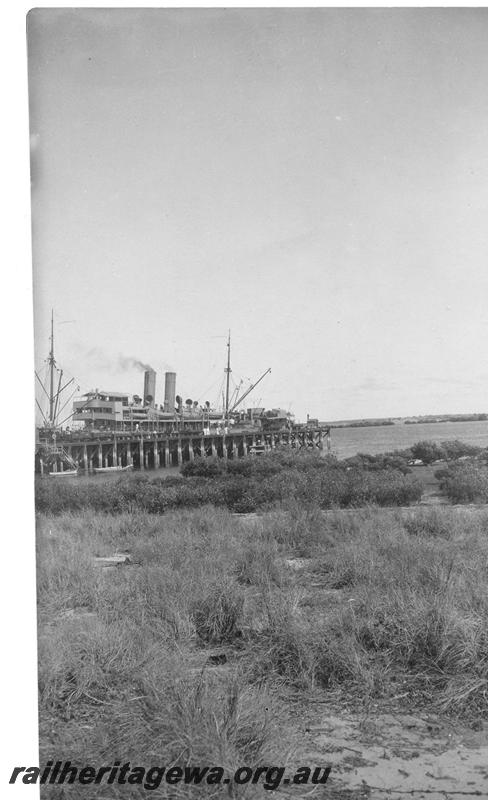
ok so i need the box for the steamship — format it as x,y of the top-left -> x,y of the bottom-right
35,319 -> 330,474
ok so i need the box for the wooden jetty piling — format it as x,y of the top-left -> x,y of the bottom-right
35,426 -> 330,475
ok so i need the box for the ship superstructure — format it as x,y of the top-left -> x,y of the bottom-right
35,319 -> 330,474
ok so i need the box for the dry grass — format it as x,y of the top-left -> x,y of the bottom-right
37,508 -> 292,797
37,502 -> 488,796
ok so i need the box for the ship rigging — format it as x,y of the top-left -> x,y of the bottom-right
35,310 -> 79,431
222,330 -> 271,423
34,315 -> 330,475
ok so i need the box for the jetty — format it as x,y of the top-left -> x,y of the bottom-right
35,425 -> 329,475
35,315 -> 330,476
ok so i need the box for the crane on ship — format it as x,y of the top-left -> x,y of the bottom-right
222,330 -> 271,424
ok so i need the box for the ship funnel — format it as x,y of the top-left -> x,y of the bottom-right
143,369 -> 156,407
164,372 -> 176,413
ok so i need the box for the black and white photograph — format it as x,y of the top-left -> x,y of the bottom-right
19,6 -> 488,797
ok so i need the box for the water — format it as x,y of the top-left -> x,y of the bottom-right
59,421 -> 488,483
329,420 -> 488,459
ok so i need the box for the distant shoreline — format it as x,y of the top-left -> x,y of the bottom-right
325,414 -> 488,429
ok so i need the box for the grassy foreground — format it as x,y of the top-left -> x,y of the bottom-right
38,499 -> 488,797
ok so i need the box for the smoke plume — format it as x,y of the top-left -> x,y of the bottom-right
81,346 -> 154,373
116,355 -> 154,372
76,344 -> 173,373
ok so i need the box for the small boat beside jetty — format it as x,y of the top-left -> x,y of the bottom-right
48,469 -> 79,478
93,465 -> 133,474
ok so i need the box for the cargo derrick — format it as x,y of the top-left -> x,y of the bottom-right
35,320 -> 330,474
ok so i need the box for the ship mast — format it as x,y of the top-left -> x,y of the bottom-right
224,329 -> 231,425
35,310 -> 77,430
48,309 -> 55,425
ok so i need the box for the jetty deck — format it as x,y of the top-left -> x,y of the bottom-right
36,426 -> 330,475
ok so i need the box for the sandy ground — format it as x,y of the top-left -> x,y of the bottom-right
293,706 -> 488,799
278,558 -> 488,797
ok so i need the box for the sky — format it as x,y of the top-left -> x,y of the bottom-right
28,8 -> 488,422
